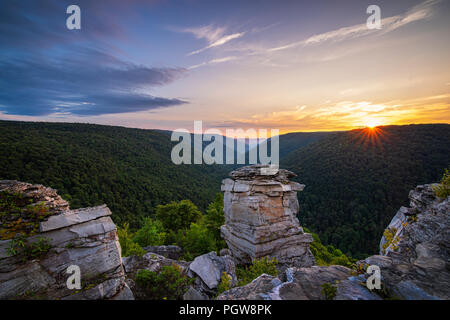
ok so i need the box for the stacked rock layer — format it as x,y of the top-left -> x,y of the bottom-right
0,180 -> 132,300
220,165 -> 315,267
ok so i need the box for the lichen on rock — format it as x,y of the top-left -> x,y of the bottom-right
0,180 -> 132,300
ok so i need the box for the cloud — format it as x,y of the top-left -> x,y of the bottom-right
219,93 -> 450,132
268,0 -> 440,52
188,56 -> 238,70
0,0 -> 188,116
0,48 -> 188,116
173,24 -> 245,55
189,32 -> 245,55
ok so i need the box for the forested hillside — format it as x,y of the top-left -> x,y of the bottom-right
275,131 -> 332,158
0,121 -> 232,227
0,121 -> 327,230
1,121 -> 448,259
282,124 -> 450,258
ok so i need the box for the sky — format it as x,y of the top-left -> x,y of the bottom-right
1,0 -> 449,134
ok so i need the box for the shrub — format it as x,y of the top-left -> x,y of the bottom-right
133,218 -> 166,247
433,168 -> 450,199
117,222 -> 145,257
304,227 -> 355,268
8,236 -> 52,262
321,283 -> 337,300
135,264 -> 193,300
236,257 -> 278,286
175,221 -> 216,261
217,272 -> 233,295
155,200 -> 202,232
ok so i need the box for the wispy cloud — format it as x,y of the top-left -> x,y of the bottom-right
188,56 -> 238,70
189,32 -> 245,55
268,0 -> 440,52
173,24 -> 245,55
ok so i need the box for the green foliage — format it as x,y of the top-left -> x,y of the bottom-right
236,257 -> 278,286
282,124 -> 450,258
204,193 -> 226,249
175,221 -> 217,261
133,218 -> 166,247
8,236 -> 52,262
135,264 -> 193,300
217,272 -> 233,295
156,200 -> 202,232
321,283 -> 337,300
0,121 -> 232,228
304,227 -> 355,268
117,195 -> 224,260
2,121 -> 448,259
0,191 -> 52,240
117,223 -> 145,257
433,168 -> 450,198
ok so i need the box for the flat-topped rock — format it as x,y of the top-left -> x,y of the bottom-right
0,180 -> 132,300
39,205 -> 111,232
229,165 -> 297,183
221,165 -> 314,267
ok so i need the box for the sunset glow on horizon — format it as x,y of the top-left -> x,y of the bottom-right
1,0 -> 449,133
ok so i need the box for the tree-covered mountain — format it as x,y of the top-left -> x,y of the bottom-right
0,121 -> 327,229
0,121 -> 233,227
275,131 -> 333,158
1,120 -> 448,259
282,124 -> 450,258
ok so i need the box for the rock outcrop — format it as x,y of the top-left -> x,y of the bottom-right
189,251 -> 237,290
220,165 -> 314,267
357,184 -> 450,300
142,245 -> 183,260
122,250 -> 237,300
122,251 -> 190,300
217,265 -> 380,300
0,180 -> 132,300
218,182 -> 449,300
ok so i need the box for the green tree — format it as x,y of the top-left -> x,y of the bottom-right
304,227 -> 355,267
117,223 -> 145,257
155,200 -> 202,232
176,221 -> 216,260
204,193 -> 226,249
133,218 -> 166,247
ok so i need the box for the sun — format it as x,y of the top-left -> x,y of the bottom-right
363,119 -> 383,129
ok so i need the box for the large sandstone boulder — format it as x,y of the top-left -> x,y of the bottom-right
220,165 -> 314,267
0,180 -> 132,300
189,251 -> 236,290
